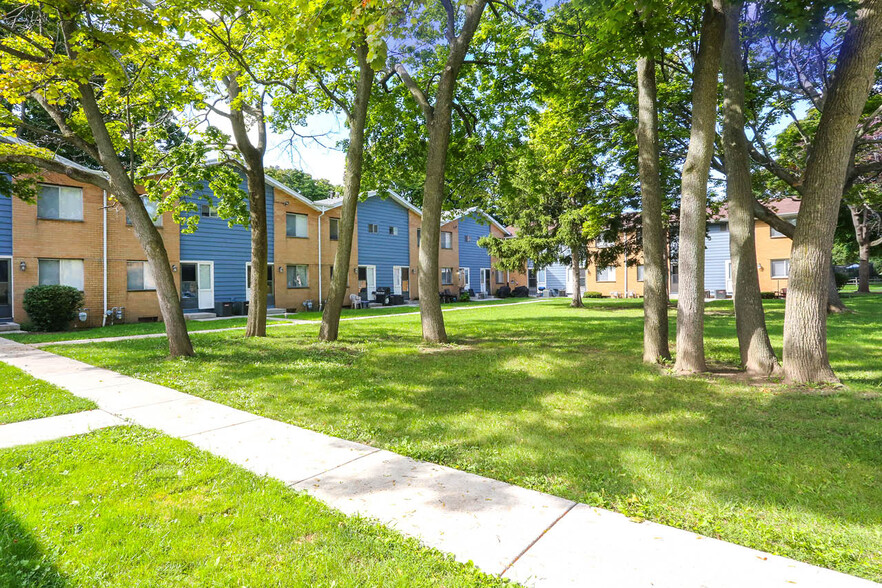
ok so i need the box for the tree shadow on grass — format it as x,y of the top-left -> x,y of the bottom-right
0,490 -> 68,588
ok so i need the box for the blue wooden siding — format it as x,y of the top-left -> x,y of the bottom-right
179,178 -> 274,302
0,192 -> 11,257
545,262 -> 568,291
458,214 -> 492,290
356,194 -> 410,289
705,222 -> 730,292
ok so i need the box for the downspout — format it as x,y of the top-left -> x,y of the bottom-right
623,233 -> 628,295
102,189 -> 108,327
318,206 -> 325,306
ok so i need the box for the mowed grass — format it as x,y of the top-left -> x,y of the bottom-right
0,426 -> 507,587
1,317 -> 250,344
48,296 -> 882,580
0,363 -> 95,424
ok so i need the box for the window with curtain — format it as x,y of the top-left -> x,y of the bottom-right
38,259 -> 84,290
770,259 -> 790,278
37,185 -> 83,221
441,231 -> 453,249
329,218 -> 339,240
636,265 -> 645,282
126,261 -> 156,291
441,267 -> 453,285
495,269 -> 504,283
597,266 -> 616,282
286,213 -> 308,238
287,264 -> 309,288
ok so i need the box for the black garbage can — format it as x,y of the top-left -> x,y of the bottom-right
215,301 -> 233,317
231,301 -> 245,316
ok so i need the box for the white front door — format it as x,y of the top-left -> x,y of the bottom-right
480,268 -> 491,294
245,263 -> 274,303
197,262 -> 214,309
537,269 -> 547,289
725,260 -> 733,294
358,265 -> 376,298
393,266 -> 403,295
460,267 -> 470,290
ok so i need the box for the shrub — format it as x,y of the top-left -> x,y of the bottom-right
22,285 -> 84,331
459,291 -> 471,302
512,285 -> 529,297
495,286 -> 511,298
760,291 -> 776,299
834,271 -> 849,291
583,291 -> 603,299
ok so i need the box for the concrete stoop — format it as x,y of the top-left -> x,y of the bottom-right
0,322 -> 21,332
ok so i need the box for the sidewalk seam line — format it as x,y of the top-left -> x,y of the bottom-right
177,416 -> 265,439
289,448 -> 382,486
498,501 -> 577,578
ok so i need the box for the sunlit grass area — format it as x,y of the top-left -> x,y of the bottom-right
0,427 -> 508,587
1,317 -> 250,344
0,363 -> 95,424
47,295 -> 882,580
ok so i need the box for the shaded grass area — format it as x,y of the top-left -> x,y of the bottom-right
49,297 -> 882,580
290,296 -> 543,321
1,317 -> 250,344
0,427 -> 508,587
0,363 -> 95,424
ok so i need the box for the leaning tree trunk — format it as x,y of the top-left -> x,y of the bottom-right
76,82 -> 194,356
244,168 -> 269,337
636,56 -> 671,364
783,0 -> 882,384
721,0 -> 779,376
675,1 -> 725,375
320,43 -> 373,342
570,246 -> 584,307
412,0 -> 488,344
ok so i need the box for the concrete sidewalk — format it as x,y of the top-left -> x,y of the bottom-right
0,337 -> 876,587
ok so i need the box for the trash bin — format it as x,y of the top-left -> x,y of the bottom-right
231,301 -> 245,316
215,301 -> 233,317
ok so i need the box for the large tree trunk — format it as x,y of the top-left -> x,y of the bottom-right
244,169 -> 269,337
636,56 -> 671,364
570,246 -> 584,307
721,0 -> 779,376
412,0 -> 488,344
675,1 -> 725,374
75,82 -> 194,356
783,0 -> 882,384
320,43 -> 373,342
827,264 -> 849,313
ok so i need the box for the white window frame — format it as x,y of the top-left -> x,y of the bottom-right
368,223 -> 379,234
126,261 -> 156,291
495,269 -> 505,284
37,184 -> 83,221
770,259 -> 790,279
441,267 -> 454,285
286,213 -> 309,238
287,264 -> 309,289
329,217 -> 339,240
201,203 -> 219,218
38,258 -> 84,290
389,225 -> 399,236
636,265 -> 645,282
440,231 -> 453,249
597,266 -> 616,283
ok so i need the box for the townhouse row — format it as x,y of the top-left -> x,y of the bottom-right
0,171 -> 518,327
536,199 -> 799,298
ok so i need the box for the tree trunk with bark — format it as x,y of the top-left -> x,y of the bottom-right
76,82 -> 194,357
398,0 -> 488,343
675,1 -> 726,374
227,76 -> 269,338
570,246 -> 584,307
721,0 -> 780,375
320,44 -> 373,341
636,56 -> 671,364
849,204 -> 881,293
783,0 -> 882,383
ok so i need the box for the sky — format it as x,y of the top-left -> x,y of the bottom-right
264,112 -> 347,185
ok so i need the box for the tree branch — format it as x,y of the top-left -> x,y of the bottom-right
394,64 -> 434,124
0,153 -> 110,191
753,198 -> 795,238
29,94 -> 101,160
312,69 -> 351,119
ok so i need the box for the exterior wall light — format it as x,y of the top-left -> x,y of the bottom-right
19,261 -> 26,272
78,309 -> 88,322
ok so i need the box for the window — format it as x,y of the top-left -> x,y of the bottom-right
597,266 -> 616,282
127,196 -> 162,226
286,213 -> 308,238
441,231 -> 453,249
595,237 -> 614,248
389,226 -> 399,236
126,261 -> 156,291
417,228 -> 421,247
329,218 -> 339,240
201,204 -> 218,218
441,267 -> 453,285
464,235 -> 471,243
579,269 -> 586,289
771,259 -> 790,279
287,264 -> 309,288
496,269 -> 505,283
38,259 -> 84,290
636,264 -> 645,282
368,223 -> 379,233
37,185 -> 83,221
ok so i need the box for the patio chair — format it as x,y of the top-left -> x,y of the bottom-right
349,293 -> 364,309
610,291 -> 620,299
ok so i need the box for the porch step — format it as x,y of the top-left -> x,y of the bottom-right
184,312 -> 217,320
0,322 -> 20,332
267,308 -> 286,316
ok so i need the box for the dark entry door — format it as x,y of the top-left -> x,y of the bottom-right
0,260 -> 11,318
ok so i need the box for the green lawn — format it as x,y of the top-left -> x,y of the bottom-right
46,296 -> 882,580
0,363 -> 95,424
1,317 -> 251,344
290,296 -> 539,321
0,426 -> 507,587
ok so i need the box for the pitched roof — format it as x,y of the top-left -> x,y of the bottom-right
440,207 -> 511,235
710,197 -> 801,221
262,175 -> 322,211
